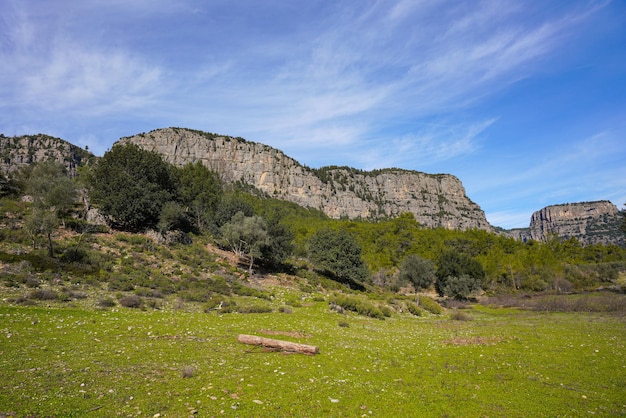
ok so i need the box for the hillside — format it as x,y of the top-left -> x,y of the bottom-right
118,128 -> 492,230
0,133 -> 95,176
527,201 -> 624,246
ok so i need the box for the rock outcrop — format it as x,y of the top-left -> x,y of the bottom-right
528,201 -> 624,246
118,128 -> 492,230
0,133 -> 94,177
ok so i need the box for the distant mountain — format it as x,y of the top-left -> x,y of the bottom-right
4,128 -> 623,245
0,133 -> 94,177
118,127 -> 493,230
524,201 -> 624,246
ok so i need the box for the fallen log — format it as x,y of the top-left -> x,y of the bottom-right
238,334 -> 319,355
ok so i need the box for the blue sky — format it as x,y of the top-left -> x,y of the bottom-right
1,0 -> 625,229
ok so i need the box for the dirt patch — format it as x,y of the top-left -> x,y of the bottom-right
443,336 -> 503,346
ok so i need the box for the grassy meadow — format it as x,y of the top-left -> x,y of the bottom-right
1,293 -> 624,417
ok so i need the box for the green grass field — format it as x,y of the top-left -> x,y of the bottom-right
1,297 -> 624,417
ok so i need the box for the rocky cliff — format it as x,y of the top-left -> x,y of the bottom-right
528,201 -> 624,246
0,133 -> 94,176
118,128 -> 492,230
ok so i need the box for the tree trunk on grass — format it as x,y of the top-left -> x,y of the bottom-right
237,334 -> 319,355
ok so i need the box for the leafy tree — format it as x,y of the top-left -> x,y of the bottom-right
259,213 -> 294,268
24,162 -> 77,256
220,212 -> 270,274
440,274 -> 482,300
88,143 -> 178,231
157,201 -> 188,232
213,193 -> 255,230
177,162 -> 222,230
307,228 -> 369,286
0,168 -> 19,198
435,250 -> 485,298
399,254 -> 436,298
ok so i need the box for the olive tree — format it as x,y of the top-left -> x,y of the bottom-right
398,254 -> 436,300
435,250 -> 485,299
307,228 -> 369,286
220,212 -> 270,275
177,161 -> 222,231
88,143 -> 178,231
24,162 -> 76,256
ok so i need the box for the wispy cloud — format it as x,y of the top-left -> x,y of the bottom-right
0,1 -> 163,117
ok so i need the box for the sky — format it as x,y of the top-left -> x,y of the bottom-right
1,0 -> 625,229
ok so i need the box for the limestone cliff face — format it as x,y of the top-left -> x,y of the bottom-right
0,134 -> 93,176
528,201 -> 624,246
118,128 -> 492,230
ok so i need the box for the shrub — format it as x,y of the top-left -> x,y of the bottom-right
330,295 -> 386,320
450,310 -> 473,321
236,304 -> 273,314
29,289 -> 58,300
119,295 -> 142,308
232,283 -> 270,299
25,277 -> 40,288
97,297 -> 116,308
439,274 -> 481,300
278,306 -> 293,314
181,366 -> 195,378
107,276 -> 135,291
406,302 -> 423,316
201,296 -> 219,311
380,305 -> 393,317
418,295 -> 443,314
178,289 -> 212,303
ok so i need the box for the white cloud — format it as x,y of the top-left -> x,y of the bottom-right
0,1 -> 163,118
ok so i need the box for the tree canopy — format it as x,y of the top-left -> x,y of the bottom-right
307,227 -> 369,287
88,143 -> 178,232
399,254 -> 436,294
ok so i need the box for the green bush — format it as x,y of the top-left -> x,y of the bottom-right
418,295 -> 443,314
28,289 -> 58,301
330,295 -> 386,320
278,305 -> 293,313
406,302 -> 423,316
119,295 -> 143,308
450,310 -> 473,321
203,296 -> 227,312
97,297 -> 116,308
236,304 -> 273,314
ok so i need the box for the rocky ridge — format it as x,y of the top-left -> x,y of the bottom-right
0,133 -> 94,177
118,128 -> 492,230
526,201 -> 624,246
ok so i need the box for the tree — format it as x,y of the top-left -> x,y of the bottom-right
157,201 -> 188,233
399,254 -> 436,299
259,213 -> 294,268
440,274 -> 482,300
88,143 -> 178,231
435,250 -> 485,299
213,193 -> 255,230
307,228 -> 369,286
220,212 -> 270,274
24,162 -> 77,257
177,161 -> 222,231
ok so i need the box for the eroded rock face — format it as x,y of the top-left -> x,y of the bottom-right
118,128 -> 492,230
0,134 -> 93,176
529,201 -> 624,246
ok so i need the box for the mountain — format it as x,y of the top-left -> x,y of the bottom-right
525,201 -> 624,246
117,127 -> 492,230
0,133 -> 94,177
